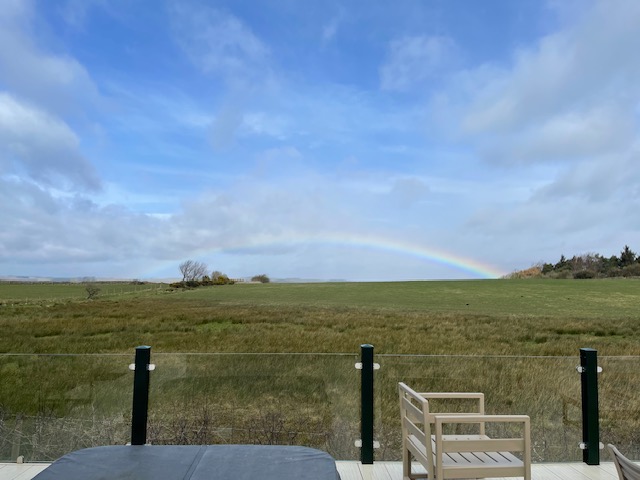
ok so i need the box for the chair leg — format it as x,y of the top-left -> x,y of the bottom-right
402,446 -> 411,479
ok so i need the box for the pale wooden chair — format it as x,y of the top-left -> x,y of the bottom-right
609,444 -> 640,480
399,382 -> 531,480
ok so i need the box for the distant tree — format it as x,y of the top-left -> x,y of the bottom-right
85,283 -> 101,299
211,271 -> 224,282
179,260 -> 208,283
554,255 -> 569,271
619,245 -> 637,268
251,274 -> 270,283
213,272 -> 234,285
525,245 -> 640,279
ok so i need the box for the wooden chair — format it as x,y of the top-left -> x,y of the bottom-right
609,444 -> 640,480
399,382 -> 531,480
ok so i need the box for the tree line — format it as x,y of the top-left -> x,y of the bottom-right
510,245 -> 640,279
172,260 -> 270,288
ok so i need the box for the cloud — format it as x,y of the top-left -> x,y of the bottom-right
389,177 -> 430,206
168,1 -> 271,87
321,10 -> 345,46
533,148 -> 640,202
0,3 -> 102,116
0,177 -> 152,264
380,35 -> 458,91
477,103 -> 636,166
0,93 -> 101,191
420,0 -> 640,257
209,102 -> 244,149
59,0 -> 109,28
458,0 -> 640,166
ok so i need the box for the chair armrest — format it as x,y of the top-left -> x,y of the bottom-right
433,414 -> 531,457
434,414 -> 530,424
418,392 -> 484,400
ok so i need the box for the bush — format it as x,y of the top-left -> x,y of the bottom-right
573,270 -> 596,279
213,274 -> 234,285
621,263 -> 640,277
251,274 -> 270,283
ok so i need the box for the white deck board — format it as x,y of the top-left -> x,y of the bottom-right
0,464 -> 49,480
0,461 -> 626,480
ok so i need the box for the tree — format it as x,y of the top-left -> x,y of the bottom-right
211,271 -> 234,285
179,260 -> 208,283
211,271 -> 224,282
619,245 -> 637,268
85,283 -> 101,299
251,274 -> 270,283
554,255 -> 569,271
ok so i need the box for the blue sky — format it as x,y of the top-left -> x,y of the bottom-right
1,0 -> 639,281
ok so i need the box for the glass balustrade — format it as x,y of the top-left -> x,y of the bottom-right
1,351 -> 638,463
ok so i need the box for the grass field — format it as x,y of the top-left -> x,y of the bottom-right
0,282 -> 163,302
1,279 -> 639,355
1,279 -> 640,462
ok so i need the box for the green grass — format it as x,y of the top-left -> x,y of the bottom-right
0,282 -> 164,301
183,279 -> 640,319
2,278 -> 639,355
2,278 -> 640,462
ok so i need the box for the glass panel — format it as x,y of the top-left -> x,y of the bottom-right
0,354 -> 131,462
599,356 -> 640,458
377,354 -> 583,462
2,351 -> 636,464
147,353 -> 360,460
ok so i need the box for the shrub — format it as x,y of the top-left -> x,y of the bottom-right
621,263 -> 640,277
251,274 -> 270,283
573,270 -> 596,279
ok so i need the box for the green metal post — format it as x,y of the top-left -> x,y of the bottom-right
360,344 -> 374,464
580,348 -> 600,465
131,345 -> 152,445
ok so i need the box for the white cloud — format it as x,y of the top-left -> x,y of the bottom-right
0,6 -> 102,116
460,0 -> 640,162
380,35 -> 458,91
59,0 -> 109,28
429,0 -> 640,225
478,103 -> 636,166
168,1 -> 271,87
321,10 -> 345,46
0,93 -> 101,191
240,112 -> 289,140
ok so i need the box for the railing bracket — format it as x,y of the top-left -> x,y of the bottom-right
576,366 -> 602,373
355,362 -> 380,370
355,440 -> 380,449
129,363 -> 156,371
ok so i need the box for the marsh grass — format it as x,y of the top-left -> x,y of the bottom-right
1,279 -> 640,461
3,352 -> 640,462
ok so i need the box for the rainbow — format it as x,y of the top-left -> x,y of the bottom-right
143,233 -> 505,279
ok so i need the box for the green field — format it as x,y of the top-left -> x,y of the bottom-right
0,282 -> 163,302
1,279 -> 639,355
1,279 -> 640,462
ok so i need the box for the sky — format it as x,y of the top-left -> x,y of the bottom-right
1,0 -> 639,282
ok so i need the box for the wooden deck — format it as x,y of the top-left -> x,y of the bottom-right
0,461 -> 622,480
